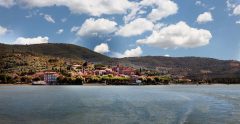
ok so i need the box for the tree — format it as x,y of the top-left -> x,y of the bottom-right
0,74 -> 7,84
32,77 -> 41,81
20,76 -> 32,83
74,77 -> 83,85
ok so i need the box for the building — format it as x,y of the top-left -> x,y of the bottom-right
71,64 -> 82,71
94,68 -> 114,76
44,72 -> 59,85
32,72 -> 45,80
32,81 -> 47,85
112,65 -> 136,76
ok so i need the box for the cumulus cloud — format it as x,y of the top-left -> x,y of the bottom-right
0,0 -> 15,8
43,14 -> 55,23
14,36 -> 49,45
17,0 -> 133,16
123,4 -> 141,23
137,21 -> 212,49
196,12 -> 213,24
226,0 -> 240,16
1,0 -> 178,21
94,43 -> 110,54
123,0 -> 178,23
77,18 -> 118,36
115,46 -> 142,58
0,26 -> 8,36
56,29 -> 64,34
140,0 -> 178,22
233,5 -> 240,16
116,18 -> 154,37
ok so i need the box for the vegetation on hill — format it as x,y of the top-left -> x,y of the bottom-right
1,43 -> 240,84
0,52 -> 83,84
112,56 -> 240,79
0,43 -> 110,62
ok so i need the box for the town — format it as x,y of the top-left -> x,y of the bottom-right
1,53 -> 240,85
0,53 -> 193,85
27,59 -> 196,85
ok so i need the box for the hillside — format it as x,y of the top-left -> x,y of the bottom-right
0,43 -> 110,62
1,43 -> 240,79
116,56 -> 240,78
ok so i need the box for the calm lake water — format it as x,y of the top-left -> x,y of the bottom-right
0,85 -> 240,124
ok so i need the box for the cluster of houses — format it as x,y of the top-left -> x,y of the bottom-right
72,64 -> 140,80
31,62 -> 193,85
32,64 -> 140,85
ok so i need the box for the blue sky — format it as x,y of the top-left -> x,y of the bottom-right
0,0 -> 239,60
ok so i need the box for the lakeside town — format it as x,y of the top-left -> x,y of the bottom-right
1,52 -> 240,85
0,53 -> 191,85
10,61 -> 182,85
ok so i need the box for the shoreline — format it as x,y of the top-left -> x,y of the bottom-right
0,83 -> 236,86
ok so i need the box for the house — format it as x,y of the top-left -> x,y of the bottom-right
71,64 -> 82,71
112,65 -> 136,76
94,68 -> 114,76
32,81 -> 47,85
122,67 -> 135,75
44,72 -> 59,85
32,72 -> 45,80
177,76 -> 192,83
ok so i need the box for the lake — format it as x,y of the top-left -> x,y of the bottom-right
0,85 -> 240,124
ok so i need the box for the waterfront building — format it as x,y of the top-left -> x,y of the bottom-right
44,72 -> 59,85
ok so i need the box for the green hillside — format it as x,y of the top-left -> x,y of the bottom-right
1,43 -> 240,80
0,43 -> 110,62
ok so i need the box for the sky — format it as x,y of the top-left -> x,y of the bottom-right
0,0 -> 240,60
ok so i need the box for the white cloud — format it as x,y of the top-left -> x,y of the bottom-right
56,29 -> 64,34
71,26 -> 80,32
94,43 -> 110,54
140,0 -> 178,22
123,0 -> 178,23
115,46 -> 142,58
0,26 -> 8,36
233,5 -> 240,16
123,3 -> 141,23
236,20 -> 240,24
137,21 -> 212,49
226,0 -> 236,10
43,14 -> 55,23
195,1 -> 206,7
164,54 -> 170,57
0,0 -> 15,8
226,0 -> 240,16
153,23 -> 165,31
77,18 -> 118,36
196,12 -> 213,24
18,0 -> 134,16
209,7 -> 215,11
14,36 -> 49,45
116,18 -> 154,37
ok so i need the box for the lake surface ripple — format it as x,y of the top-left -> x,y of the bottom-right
0,85 -> 240,124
